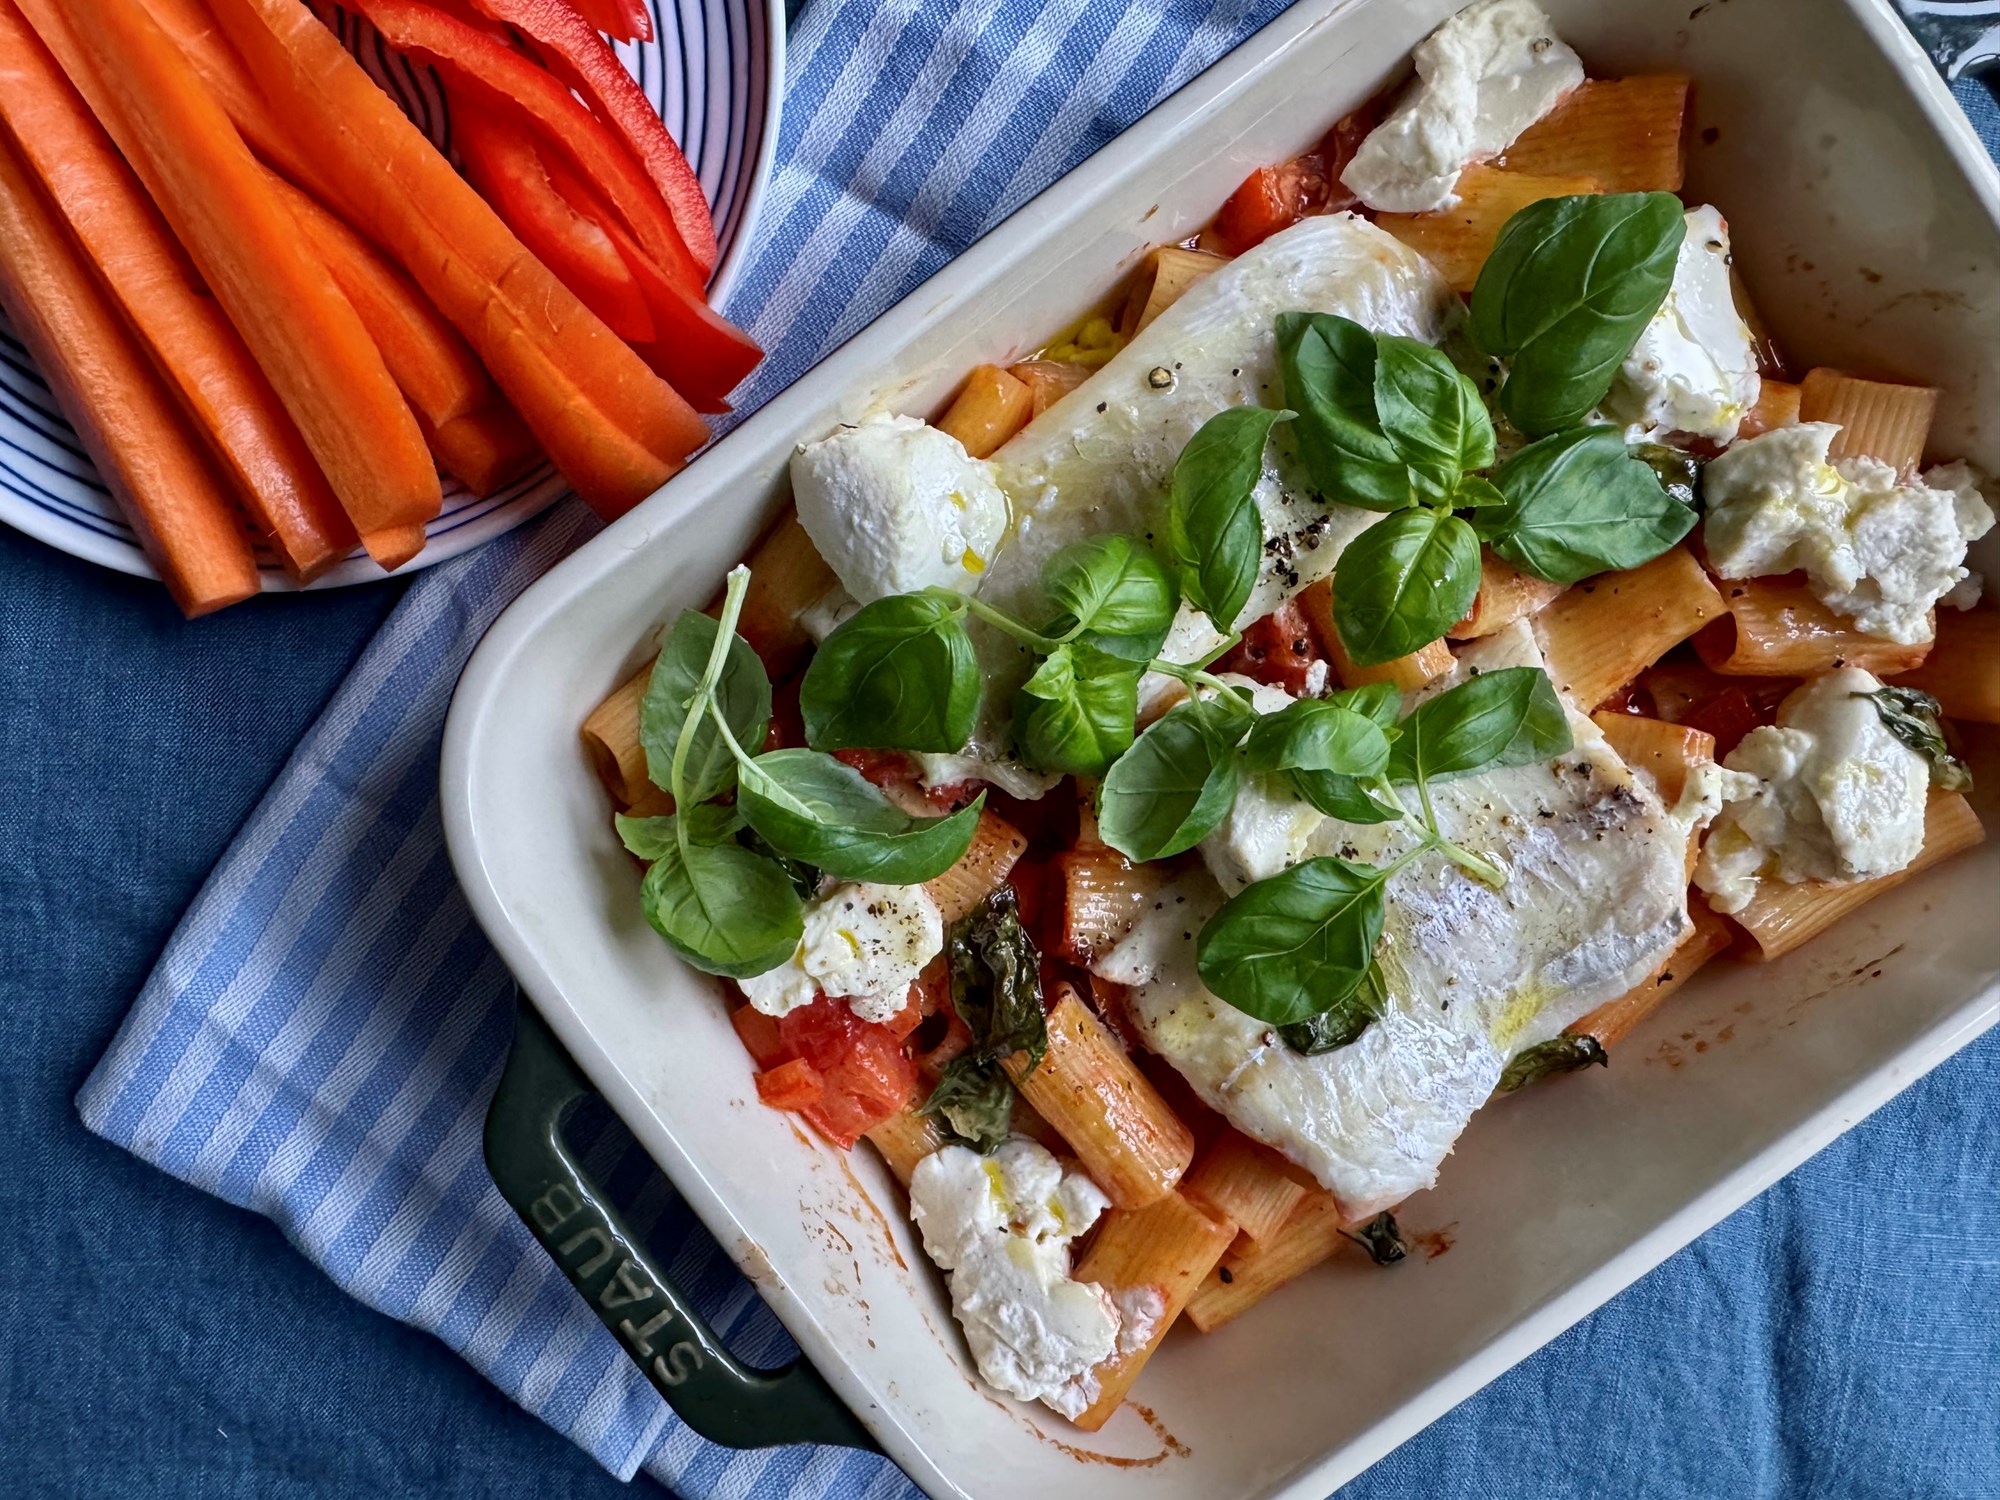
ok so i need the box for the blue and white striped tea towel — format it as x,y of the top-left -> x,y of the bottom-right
77,2 -> 1295,1493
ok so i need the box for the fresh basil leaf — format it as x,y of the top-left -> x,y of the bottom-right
1633,442 -> 1704,510
1015,643 -> 1141,778
1097,695 -> 1252,862
736,748 -> 983,883
1243,699 -> 1392,779
1166,406 -> 1293,630
1451,474 -> 1508,510
1854,686 -> 1973,792
1497,1033 -> 1608,1093
617,807 -> 740,861
1387,666 -> 1572,785
1194,857 -> 1388,1026
1470,192 -> 1686,437
922,1058 -> 1016,1155
738,826 -> 821,900
1331,681 -> 1404,732
1331,508 -> 1480,667
1276,311 -> 1411,511
1289,770 -> 1406,825
1342,1210 -> 1409,1266
1278,962 -> 1388,1054
800,593 -> 979,754
921,887 -> 1049,1152
1480,426 -> 1697,584
1372,334 -> 1496,501
640,612 -> 772,803
1041,536 -> 1178,657
638,829 -> 803,979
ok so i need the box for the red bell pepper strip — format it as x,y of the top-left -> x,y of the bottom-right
343,0 -> 705,291
463,0 -> 714,274
452,101 -> 657,344
543,152 -> 760,412
566,0 -> 650,44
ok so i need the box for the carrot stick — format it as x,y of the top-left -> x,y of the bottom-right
0,0 -> 353,582
267,172 -> 496,432
31,0 -> 441,567
429,402 -> 542,497
133,0 -> 343,206
0,131 -> 258,616
207,0 -> 708,517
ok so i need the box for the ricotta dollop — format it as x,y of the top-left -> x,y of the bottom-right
1702,423 -> 1996,643
1694,668 -> 1931,915
1603,206 -> 1760,444
789,412 -> 1010,603
1340,0 -> 1583,213
736,882 -> 942,1022
907,1138 -> 1119,1419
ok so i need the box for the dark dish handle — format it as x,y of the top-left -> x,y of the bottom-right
483,991 -> 879,1452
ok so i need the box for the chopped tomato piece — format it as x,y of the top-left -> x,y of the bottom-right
1210,110 -> 1372,256
731,1004 -> 786,1068
1219,600 -> 1327,697
755,1057 -> 825,1112
833,747 -> 919,792
775,994 -> 918,1148
880,990 -> 925,1041
1679,687 -> 1768,760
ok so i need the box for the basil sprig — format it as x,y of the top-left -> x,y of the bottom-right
1855,686 -> 1973,792
799,592 -> 981,754
1098,695 -> 1254,861
626,568 -> 980,977
1193,668 -> 1572,1031
1469,191 -> 1686,437
1479,427 -> 1696,584
1166,404 -> 1294,630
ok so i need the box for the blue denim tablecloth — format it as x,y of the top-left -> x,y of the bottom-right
5,5 -> 1999,1497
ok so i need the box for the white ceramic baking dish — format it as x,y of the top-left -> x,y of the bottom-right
441,2 -> 2000,1494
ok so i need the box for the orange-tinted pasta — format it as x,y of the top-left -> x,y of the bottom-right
582,664 -> 652,809
1589,711 -> 1715,806
1567,899 -> 1734,1049
1007,984 -> 1194,1209
937,362 -> 1034,458
1889,606 -> 2000,723
1729,793 -> 1985,961
1695,577 -> 1932,678
1007,358 -> 1090,416
1299,577 -> 1454,692
1498,73 -> 1689,192
1451,549 -> 1567,639
925,810 -> 1029,924
1737,377 -> 1802,439
1797,368 -> 1937,472
1119,246 -> 1229,337
1181,1130 -> 1308,1248
730,509 -> 840,678
864,1110 -> 946,1189
1534,546 -> 1725,711
1184,1192 -> 1347,1333
1055,844 -> 1168,965
1376,164 -> 1604,293
1071,1188 -> 1237,1430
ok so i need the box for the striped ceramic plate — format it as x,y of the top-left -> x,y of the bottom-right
0,0 -> 782,591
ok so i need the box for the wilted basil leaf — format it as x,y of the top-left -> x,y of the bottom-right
1497,1033 -> 1609,1093
922,887 -> 1049,1153
1278,963 -> 1388,1055
1195,857 -> 1388,1026
640,611 -> 772,803
1470,193 -> 1686,436
922,1060 -> 1016,1155
1166,406 -> 1293,630
1480,426 -> 1696,583
1387,667 -> 1572,785
800,592 -> 980,754
1854,686 -> 1973,792
1342,1210 -> 1409,1266
1331,508 -> 1481,667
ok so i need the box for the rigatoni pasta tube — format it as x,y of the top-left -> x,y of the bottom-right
1006,984 -> 1194,1210
1056,845 -> 1170,965
924,810 -> 1028,924
1499,73 -> 1689,192
1007,359 -> 1089,416
1589,712 -> 1715,806
1737,378 -> 1801,440
1567,899 -> 1733,1050
1798,368 -> 1936,472
1451,550 -> 1566,640
1729,793 -> 1984,962
1119,246 -> 1229,337
728,508 -> 839,679
582,664 -> 652,808
1534,546 -> 1725,711
1070,1189 -> 1236,1430
937,363 -> 1033,459
1181,1130 -> 1307,1249
1184,1192 -> 1347,1334
1299,578 -> 1453,693
863,1110 -> 944,1189
1376,164 -> 1603,293
1695,577 -> 1931,678
1891,607 -> 2000,723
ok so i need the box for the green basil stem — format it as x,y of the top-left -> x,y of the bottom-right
1189,631 -> 1243,672
673,566 -> 754,863
1407,769 -> 1506,888
959,594 -> 1063,654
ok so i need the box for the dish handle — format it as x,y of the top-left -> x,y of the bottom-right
484,990 -> 880,1452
